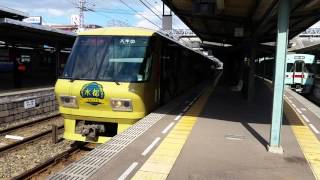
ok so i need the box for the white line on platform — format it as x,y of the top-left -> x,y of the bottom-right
309,124 -> 320,134
117,162 -> 138,180
291,103 -> 296,108
288,97 -> 293,99
183,106 -> 189,112
5,135 -> 24,140
162,122 -> 175,134
301,115 -> 310,123
142,137 -> 161,156
174,113 -> 183,121
301,108 -> 307,111
288,100 -> 292,103
296,109 -> 303,114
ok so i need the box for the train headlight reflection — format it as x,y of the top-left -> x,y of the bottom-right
110,99 -> 132,111
60,95 -> 78,108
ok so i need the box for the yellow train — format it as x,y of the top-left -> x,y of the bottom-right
55,27 -> 216,143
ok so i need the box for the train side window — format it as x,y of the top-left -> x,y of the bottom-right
287,63 -> 294,72
138,37 -> 154,81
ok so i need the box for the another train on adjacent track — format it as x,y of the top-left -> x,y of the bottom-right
285,53 -> 316,93
55,27 -> 220,143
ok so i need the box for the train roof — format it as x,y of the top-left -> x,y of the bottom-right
78,27 -> 223,68
79,27 -> 156,36
287,54 -> 315,64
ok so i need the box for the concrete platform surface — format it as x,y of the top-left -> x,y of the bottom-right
167,79 -> 315,180
51,77 -> 316,180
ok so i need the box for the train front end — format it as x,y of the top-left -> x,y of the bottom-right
285,54 -> 315,93
55,28 -> 156,143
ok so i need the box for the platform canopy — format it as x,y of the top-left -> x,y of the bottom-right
0,6 -> 28,20
163,0 -> 320,45
0,18 -> 76,48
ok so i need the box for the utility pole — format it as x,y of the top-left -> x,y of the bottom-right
79,0 -> 86,30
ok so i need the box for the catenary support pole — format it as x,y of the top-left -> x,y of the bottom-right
268,0 -> 290,154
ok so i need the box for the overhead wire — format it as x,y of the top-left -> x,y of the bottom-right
118,0 -> 162,29
91,0 -> 132,25
65,0 -> 188,32
94,9 -> 136,15
63,0 -> 136,27
144,0 -> 161,14
137,0 -> 162,20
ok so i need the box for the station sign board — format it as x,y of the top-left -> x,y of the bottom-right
23,16 -> 42,25
24,99 -> 36,109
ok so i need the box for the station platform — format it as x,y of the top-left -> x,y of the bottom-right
50,76 -> 319,180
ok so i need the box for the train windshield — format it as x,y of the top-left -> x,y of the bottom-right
62,36 -> 152,82
295,61 -> 303,72
287,63 -> 294,72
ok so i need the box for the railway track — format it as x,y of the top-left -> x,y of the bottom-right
0,115 -> 71,179
0,125 -> 64,155
0,115 -> 96,179
13,143 -> 96,180
0,128 -> 73,179
0,114 -> 60,135
0,115 -> 63,154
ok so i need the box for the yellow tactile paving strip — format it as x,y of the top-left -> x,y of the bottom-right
131,85 -> 214,180
260,77 -> 320,180
285,100 -> 320,180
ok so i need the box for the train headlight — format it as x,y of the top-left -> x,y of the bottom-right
60,95 -> 78,108
110,99 -> 132,111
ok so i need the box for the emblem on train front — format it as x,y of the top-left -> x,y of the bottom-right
80,82 -> 105,105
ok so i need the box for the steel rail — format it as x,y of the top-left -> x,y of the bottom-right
0,125 -> 64,155
0,114 -> 60,135
12,142 -> 88,180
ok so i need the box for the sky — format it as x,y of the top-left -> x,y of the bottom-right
0,0 -> 189,30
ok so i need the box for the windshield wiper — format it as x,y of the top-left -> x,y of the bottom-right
113,77 -> 120,85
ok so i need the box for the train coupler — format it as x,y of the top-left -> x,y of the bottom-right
80,124 -> 105,142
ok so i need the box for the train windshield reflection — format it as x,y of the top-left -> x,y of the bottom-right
62,36 -> 151,82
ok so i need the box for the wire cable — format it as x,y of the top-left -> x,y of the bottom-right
144,0 -> 161,14
118,0 -> 162,29
137,0 -> 162,20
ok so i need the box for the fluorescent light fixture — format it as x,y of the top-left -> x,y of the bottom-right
17,46 -> 34,50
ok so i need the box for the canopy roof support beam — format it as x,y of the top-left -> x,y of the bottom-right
253,0 -> 278,36
248,0 -> 262,20
268,0 -> 291,154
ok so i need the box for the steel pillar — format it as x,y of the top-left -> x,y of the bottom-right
268,0 -> 290,154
